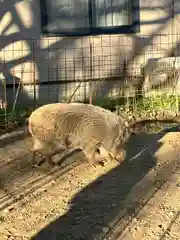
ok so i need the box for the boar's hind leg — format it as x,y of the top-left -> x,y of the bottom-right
31,138 -> 48,167
47,137 -> 71,166
50,136 -> 75,166
31,138 -> 67,167
31,150 -> 49,167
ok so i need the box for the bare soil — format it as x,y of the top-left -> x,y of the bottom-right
0,126 -> 179,240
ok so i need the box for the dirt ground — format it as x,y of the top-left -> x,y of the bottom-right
0,126 -> 179,240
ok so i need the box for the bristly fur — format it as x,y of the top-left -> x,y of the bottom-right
28,103 -> 130,166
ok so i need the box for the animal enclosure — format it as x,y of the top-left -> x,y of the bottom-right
0,32 -> 180,131
1,32 -> 180,131
1,0 -> 180,130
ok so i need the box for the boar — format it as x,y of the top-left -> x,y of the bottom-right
28,103 -> 130,166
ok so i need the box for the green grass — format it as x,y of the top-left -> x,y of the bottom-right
132,94 -> 180,113
91,94 -> 180,114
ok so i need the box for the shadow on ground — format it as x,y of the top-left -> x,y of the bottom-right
30,129 -> 175,240
0,127 -> 27,148
0,135 -> 86,211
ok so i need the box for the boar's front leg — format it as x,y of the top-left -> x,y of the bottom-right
83,143 -> 104,167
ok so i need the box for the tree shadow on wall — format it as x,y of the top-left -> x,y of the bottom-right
1,0 -> 180,106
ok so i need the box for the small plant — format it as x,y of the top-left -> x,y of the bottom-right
0,105 -> 34,134
88,94 -> 180,115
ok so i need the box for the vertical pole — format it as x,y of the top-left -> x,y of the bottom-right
32,40 -> 37,108
89,36 -> 93,104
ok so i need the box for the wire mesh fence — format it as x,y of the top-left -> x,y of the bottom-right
0,33 -> 180,131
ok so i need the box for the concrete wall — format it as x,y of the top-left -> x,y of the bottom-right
0,0 -> 180,105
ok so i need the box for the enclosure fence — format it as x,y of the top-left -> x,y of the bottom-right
0,33 -> 180,129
